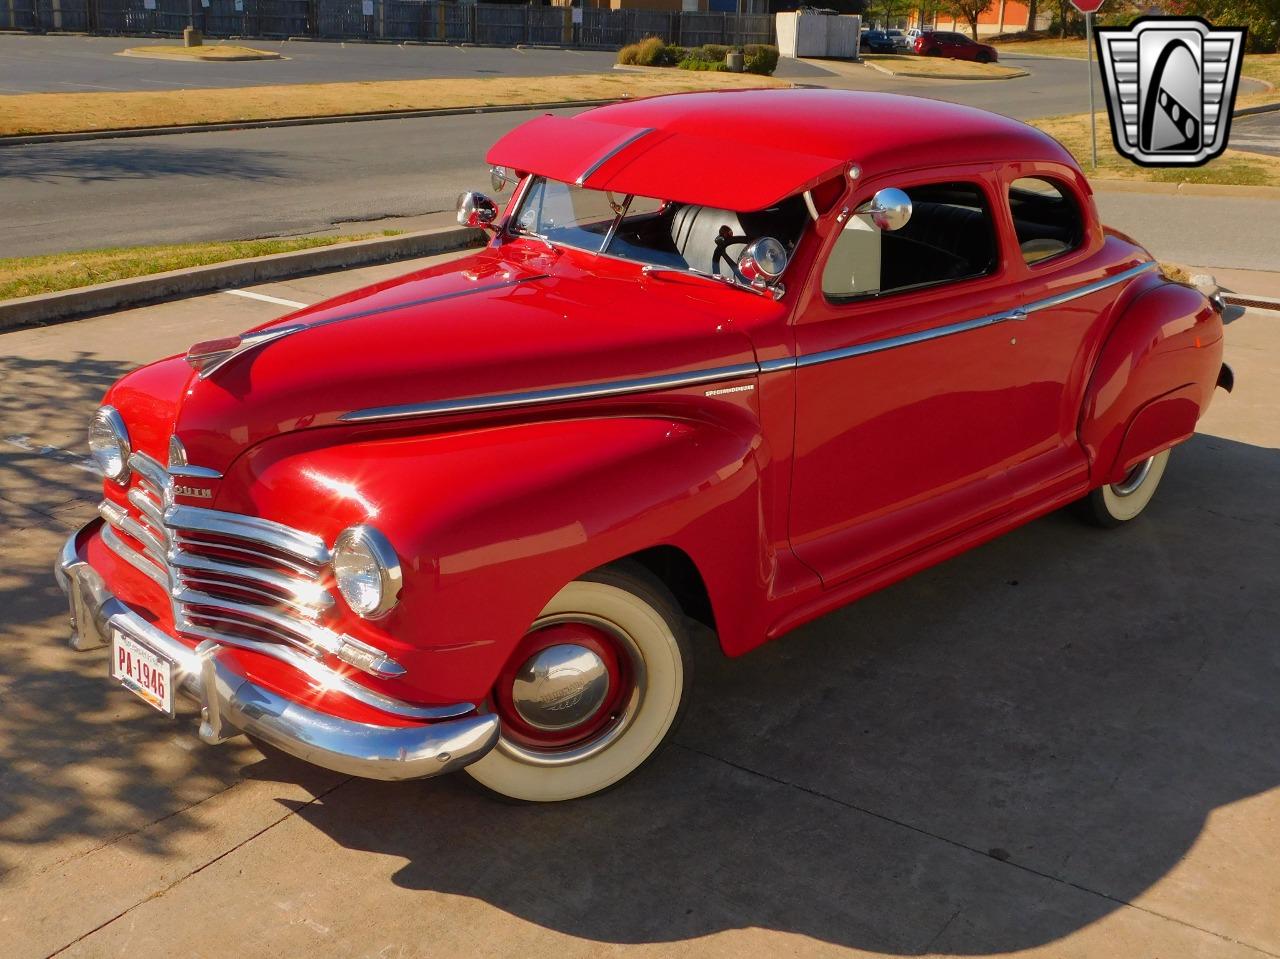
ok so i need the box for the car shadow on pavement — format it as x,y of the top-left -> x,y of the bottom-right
276,430 -> 1279,953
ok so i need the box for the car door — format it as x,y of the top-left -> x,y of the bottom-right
992,166 -> 1109,503
787,170 -> 1033,588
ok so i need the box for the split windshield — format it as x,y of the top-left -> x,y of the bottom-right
509,176 -> 810,284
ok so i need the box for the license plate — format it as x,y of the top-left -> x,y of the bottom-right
111,629 -> 175,716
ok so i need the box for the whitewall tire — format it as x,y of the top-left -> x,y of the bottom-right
463,563 -> 692,803
1079,448 -> 1171,527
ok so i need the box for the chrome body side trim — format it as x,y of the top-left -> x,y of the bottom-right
337,264 -> 1156,424
795,263 -> 1156,370
795,308 -> 1019,368
575,128 -> 654,186
340,363 -> 761,424
1022,261 -> 1156,313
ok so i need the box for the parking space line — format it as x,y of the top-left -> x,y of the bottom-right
222,289 -> 310,309
4,435 -> 100,475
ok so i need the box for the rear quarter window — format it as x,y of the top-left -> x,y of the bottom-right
1007,177 -> 1085,265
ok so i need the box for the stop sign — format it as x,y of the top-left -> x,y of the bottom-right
1070,0 -> 1104,13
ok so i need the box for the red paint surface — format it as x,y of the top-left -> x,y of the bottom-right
83,91 -> 1225,726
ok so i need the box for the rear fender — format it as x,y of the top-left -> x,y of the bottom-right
216,411 -> 770,704
1080,279 -> 1223,485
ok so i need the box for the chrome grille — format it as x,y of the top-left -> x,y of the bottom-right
99,451 -> 405,683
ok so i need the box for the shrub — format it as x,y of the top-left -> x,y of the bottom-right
617,35 -> 683,67
743,43 -> 779,75
677,56 -> 729,71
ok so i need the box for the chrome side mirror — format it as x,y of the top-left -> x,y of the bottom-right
857,188 -> 912,231
457,192 -> 499,231
738,237 -> 789,287
489,165 -> 515,193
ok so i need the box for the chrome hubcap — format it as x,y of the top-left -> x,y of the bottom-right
511,644 -> 611,731
1111,456 -> 1155,497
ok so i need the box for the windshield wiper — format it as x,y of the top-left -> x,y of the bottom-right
513,228 -> 559,253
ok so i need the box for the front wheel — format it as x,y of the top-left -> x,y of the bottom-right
1076,449 -> 1171,527
463,563 -> 692,802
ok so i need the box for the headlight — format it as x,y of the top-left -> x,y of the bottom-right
332,525 -> 402,619
88,406 -> 131,484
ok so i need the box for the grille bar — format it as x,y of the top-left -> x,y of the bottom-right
101,451 -> 405,681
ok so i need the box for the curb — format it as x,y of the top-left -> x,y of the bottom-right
1091,179 -> 1280,199
116,47 -> 287,62
0,225 -> 484,332
0,98 -> 623,147
1235,101 -> 1280,118
861,58 -> 1028,81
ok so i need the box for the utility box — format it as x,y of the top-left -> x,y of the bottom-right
775,11 -> 860,60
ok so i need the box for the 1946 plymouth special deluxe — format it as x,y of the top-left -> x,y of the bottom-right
57,90 -> 1231,802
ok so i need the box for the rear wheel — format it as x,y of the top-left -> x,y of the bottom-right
1077,449 -> 1171,528
463,563 -> 692,802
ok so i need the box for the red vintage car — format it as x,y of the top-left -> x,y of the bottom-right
57,90 -> 1230,802
915,31 -> 1000,63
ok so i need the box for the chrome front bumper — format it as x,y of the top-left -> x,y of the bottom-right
56,524 -> 500,781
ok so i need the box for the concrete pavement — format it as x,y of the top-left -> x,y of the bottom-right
0,253 -> 1277,958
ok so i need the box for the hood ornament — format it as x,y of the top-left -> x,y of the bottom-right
185,324 -> 306,379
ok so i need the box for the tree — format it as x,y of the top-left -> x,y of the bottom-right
939,0 -> 986,38
1171,0 -> 1280,52
1024,0 -> 1039,33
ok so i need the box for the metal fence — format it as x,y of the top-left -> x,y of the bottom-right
0,0 -> 776,48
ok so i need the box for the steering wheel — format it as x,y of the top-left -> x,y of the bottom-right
712,225 -> 752,278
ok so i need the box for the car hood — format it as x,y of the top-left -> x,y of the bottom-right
141,245 -> 772,474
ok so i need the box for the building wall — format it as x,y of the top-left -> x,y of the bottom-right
919,0 -> 1052,35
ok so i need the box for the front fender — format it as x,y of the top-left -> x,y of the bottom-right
1080,279 -> 1223,485
214,410 -> 768,704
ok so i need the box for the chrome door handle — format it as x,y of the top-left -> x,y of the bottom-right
1001,308 -> 1029,322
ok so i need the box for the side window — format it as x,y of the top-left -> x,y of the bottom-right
1007,177 -> 1084,265
822,181 -> 998,301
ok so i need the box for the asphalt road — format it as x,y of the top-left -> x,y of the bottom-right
1,253 -> 1277,958
3,106 -> 1277,271
0,34 -> 621,91
0,42 -> 1273,263
1231,110 -> 1280,158
1092,190 -> 1280,273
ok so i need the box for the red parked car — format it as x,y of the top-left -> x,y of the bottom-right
915,30 -> 1000,62
58,90 -> 1230,802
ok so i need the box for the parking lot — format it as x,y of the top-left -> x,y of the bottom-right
0,253 -> 1277,958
